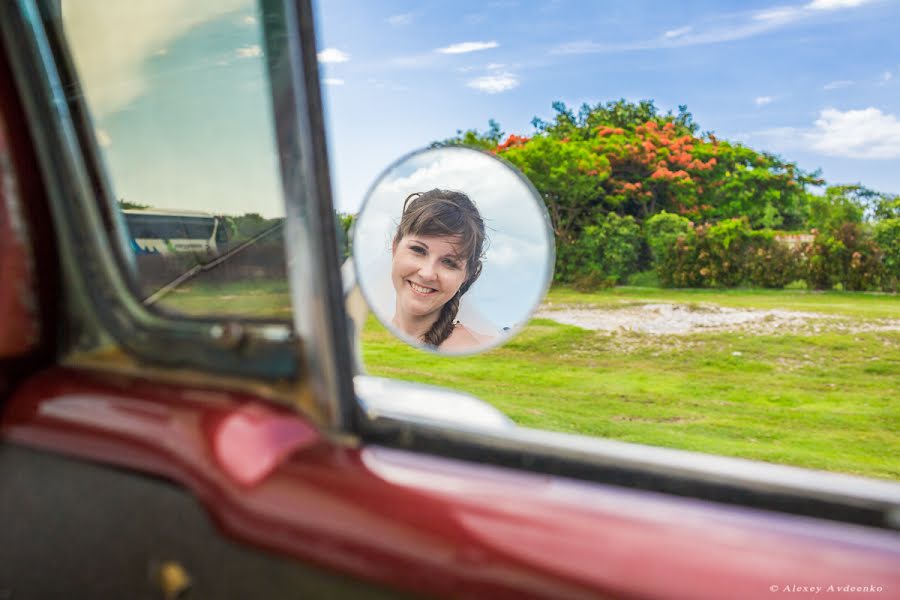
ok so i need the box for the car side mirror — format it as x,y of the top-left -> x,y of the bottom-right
351,146 -> 555,355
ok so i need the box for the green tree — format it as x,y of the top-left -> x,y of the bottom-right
644,211 -> 693,265
335,211 -> 355,260
559,213 -> 642,287
871,192 -> 900,221
118,199 -> 149,210
808,185 -> 867,232
873,218 -> 900,291
697,142 -> 818,229
432,119 -> 504,151
498,135 -> 610,244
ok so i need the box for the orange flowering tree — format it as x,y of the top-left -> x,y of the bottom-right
437,99 -> 821,283
495,135 -> 610,244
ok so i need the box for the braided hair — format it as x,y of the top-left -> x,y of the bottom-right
393,189 -> 486,347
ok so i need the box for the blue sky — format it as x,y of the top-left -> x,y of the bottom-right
62,1 -> 899,218
314,0 -> 900,211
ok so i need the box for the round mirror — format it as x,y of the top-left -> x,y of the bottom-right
352,146 -> 555,355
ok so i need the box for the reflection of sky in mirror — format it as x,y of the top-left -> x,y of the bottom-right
355,147 -> 552,334
60,0 -> 284,218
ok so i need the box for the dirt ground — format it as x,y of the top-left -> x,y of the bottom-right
535,302 -> 900,336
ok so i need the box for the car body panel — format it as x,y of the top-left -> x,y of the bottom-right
3,368 -> 899,599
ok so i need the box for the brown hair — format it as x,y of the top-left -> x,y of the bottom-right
393,189 -> 486,347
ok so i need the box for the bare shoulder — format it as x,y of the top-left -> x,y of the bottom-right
440,323 -> 495,352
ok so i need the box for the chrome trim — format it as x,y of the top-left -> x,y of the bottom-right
362,411 -> 900,529
261,0 -> 356,429
355,376 -> 515,431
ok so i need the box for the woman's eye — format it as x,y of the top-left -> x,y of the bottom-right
442,259 -> 460,269
409,245 -> 426,255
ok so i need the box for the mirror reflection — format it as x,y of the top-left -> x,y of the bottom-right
59,1 -> 291,320
353,146 -> 554,354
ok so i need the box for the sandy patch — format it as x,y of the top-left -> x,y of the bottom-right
535,302 -> 900,336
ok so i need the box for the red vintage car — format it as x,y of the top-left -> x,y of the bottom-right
1,1 -> 898,598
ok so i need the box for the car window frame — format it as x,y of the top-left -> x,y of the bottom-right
0,0 -> 355,427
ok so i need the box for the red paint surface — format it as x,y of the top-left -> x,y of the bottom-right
3,368 -> 900,599
210,403 -> 320,487
0,116 -> 39,358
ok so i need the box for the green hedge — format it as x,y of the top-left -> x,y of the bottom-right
655,218 -> 802,288
557,213 -> 642,289
649,218 -> 891,291
558,212 -> 894,292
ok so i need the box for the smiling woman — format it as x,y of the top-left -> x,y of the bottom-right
352,146 -> 555,355
390,189 -> 487,350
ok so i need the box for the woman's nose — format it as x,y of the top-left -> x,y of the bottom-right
418,261 -> 438,280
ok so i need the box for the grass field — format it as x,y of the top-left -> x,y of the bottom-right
363,287 -> 900,480
157,279 -> 293,319
159,279 -> 899,480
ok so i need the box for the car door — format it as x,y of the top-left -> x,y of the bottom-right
1,1 -> 899,599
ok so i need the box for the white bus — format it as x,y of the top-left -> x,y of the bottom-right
123,209 -> 227,255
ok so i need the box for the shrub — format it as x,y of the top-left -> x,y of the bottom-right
744,231 -> 803,288
874,218 -> 900,292
558,213 -> 642,287
644,211 -> 692,265
657,218 -> 801,288
626,269 -> 660,287
804,223 -> 883,291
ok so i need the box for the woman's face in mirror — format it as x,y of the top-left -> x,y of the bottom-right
391,234 -> 467,325
353,146 -> 554,355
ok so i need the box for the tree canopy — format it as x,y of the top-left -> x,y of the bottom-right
436,99 -> 897,290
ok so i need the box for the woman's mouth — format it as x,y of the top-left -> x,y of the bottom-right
407,280 -> 437,295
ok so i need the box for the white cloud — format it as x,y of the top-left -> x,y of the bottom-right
823,79 -> 853,90
95,128 -> 112,147
317,47 -> 350,63
323,78 -> 344,86
60,0 -> 249,117
754,6 -> 801,23
466,72 -> 519,93
806,0 -> 872,10
553,0 -> 874,55
881,71 -> 894,82
486,63 -> 506,70
386,13 -> 413,26
755,96 -> 774,106
809,107 -> 900,159
242,15 -> 257,25
741,107 -> 900,160
436,41 -> 499,55
235,44 -> 262,58
664,26 -> 692,39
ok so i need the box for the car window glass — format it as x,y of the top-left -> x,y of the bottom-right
317,2 -> 900,481
57,0 -> 291,319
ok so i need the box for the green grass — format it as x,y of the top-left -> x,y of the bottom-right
156,279 -> 293,319
363,288 -> 900,480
